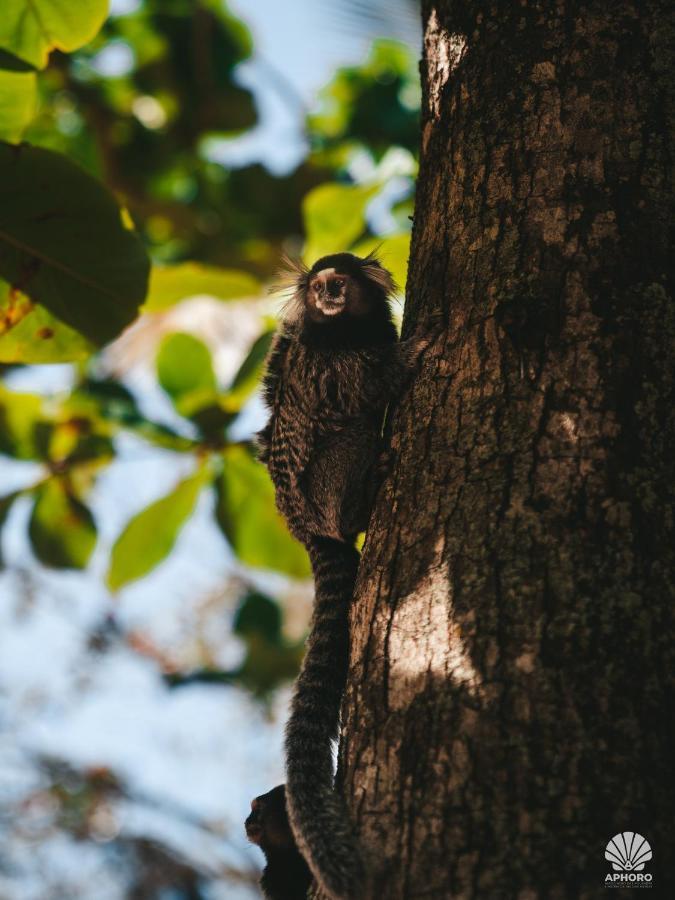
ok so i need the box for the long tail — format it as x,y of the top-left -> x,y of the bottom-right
285,536 -> 364,900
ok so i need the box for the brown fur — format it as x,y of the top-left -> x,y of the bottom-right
256,252 -> 430,900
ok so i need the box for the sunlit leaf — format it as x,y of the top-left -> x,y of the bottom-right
52,427 -> 113,467
303,181 -> 380,262
0,279 -> 93,362
144,263 -> 260,311
155,330 -> 234,436
0,142 -> 150,345
0,70 -> 36,141
157,332 -> 216,397
0,0 -> 109,69
0,385 -> 45,459
107,465 -> 210,591
29,479 -> 97,569
215,446 -> 310,578
352,232 -> 411,296
156,331 -> 221,422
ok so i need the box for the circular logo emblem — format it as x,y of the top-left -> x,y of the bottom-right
605,833 -> 652,872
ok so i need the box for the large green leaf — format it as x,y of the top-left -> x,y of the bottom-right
156,331 -> 220,419
29,479 -> 97,569
0,142 -> 150,345
215,446 -> 310,578
0,279 -> 93,362
0,385 -> 45,459
143,263 -> 260,312
107,465 -> 210,591
303,182 -> 380,263
0,0 -> 109,69
0,70 -> 36,141
157,332 -> 216,398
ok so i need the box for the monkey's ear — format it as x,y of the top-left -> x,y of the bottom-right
272,254 -> 309,293
360,252 -> 397,296
271,255 -> 309,322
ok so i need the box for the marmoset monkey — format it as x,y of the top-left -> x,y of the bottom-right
246,785 -> 311,900
256,252 -> 434,899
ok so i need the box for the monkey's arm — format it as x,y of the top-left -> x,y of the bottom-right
387,314 -> 444,396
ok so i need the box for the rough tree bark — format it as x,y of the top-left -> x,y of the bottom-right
340,2 -> 674,898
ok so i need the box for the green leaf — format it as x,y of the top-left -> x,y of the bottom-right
352,232 -> 411,296
0,279 -> 93,362
223,329 -> 274,411
0,385 -> 45,459
0,489 -> 21,567
0,142 -> 150,346
0,70 -> 36,141
156,331 -> 219,418
143,263 -> 260,312
76,376 -> 197,451
237,632 -> 303,697
0,0 -> 109,69
234,590 -> 282,643
107,465 -> 209,591
29,479 -> 97,569
309,40 -> 420,158
215,446 -> 310,578
303,181 -> 380,263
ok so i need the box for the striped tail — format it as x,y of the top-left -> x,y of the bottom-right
285,537 -> 364,900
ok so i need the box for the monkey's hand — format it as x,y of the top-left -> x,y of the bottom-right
399,311 -> 445,370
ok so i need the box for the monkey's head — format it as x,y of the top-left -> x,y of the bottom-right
245,784 -> 297,853
279,252 -> 396,326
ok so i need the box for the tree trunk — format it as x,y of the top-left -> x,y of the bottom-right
341,2 -> 674,897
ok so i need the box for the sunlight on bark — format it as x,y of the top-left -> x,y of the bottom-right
387,562 -> 481,710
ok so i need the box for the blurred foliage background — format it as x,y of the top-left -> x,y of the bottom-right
0,0 -> 420,896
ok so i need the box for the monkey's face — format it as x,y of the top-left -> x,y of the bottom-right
306,268 -> 369,322
245,784 -> 296,852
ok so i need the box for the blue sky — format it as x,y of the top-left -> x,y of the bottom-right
202,0 -> 418,173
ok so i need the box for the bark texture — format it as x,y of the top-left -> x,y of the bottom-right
340,2 -> 674,897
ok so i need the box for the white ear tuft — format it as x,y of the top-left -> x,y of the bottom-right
361,251 -> 397,296
270,255 -> 309,323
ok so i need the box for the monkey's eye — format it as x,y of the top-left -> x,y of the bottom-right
335,279 -> 345,288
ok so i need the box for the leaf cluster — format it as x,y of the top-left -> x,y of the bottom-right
0,0 -> 421,695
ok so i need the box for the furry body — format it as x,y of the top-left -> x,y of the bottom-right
256,253 -> 420,899
246,785 -> 312,900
